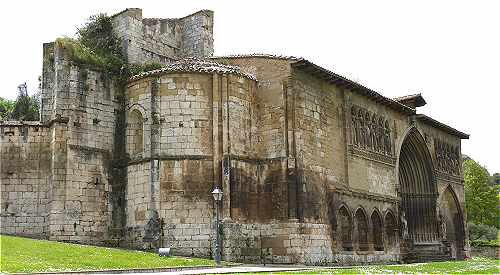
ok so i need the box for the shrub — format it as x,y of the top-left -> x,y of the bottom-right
470,239 -> 500,247
56,13 -> 126,82
468,222 -> 498,242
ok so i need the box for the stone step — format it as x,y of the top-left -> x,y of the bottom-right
405,252 -> 451,263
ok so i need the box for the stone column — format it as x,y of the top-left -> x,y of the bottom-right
48,118 -> 69,241
220,75 -> 231,220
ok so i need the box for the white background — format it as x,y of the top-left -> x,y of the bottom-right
0,0 -> 498,172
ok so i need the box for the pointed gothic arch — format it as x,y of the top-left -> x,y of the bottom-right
338,205 -> 353,251
355,207 -> 369,251
384,210 -> 397,249
371,209 -> 384,251
439,185 -> 465,259
397,127 -> 439,243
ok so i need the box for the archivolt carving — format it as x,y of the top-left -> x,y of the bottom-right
435,139 -> 460,175
350,105 -> 392,156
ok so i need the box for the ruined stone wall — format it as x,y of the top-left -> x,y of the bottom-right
41,43 -> 55,123
0,123 -> 51,237
112,9 -> 213,65
40,43 -> 119,244
179,10 -> 214,58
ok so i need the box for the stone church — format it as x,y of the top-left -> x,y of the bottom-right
0,8 -> 470,264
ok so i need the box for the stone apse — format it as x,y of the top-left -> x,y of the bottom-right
0,8 -> 469,265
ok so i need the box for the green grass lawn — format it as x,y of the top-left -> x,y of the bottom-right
264,257 -> 500,274
0,234 -> 215,273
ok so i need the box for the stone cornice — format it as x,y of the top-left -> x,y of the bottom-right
68,144 -> 111,156
348,145 -> 396,167
435,170 -> 463,184
335,186 -> 400,203
125,154 -> 213,166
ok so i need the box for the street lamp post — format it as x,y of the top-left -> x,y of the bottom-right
212,187 -> 223,267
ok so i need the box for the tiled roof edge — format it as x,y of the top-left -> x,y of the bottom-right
291,59 -> 416,115
128,58 -> 256,82
416,114 -> 469,139
210,54 -> 303,61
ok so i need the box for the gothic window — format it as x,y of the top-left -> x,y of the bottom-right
127,109 -> 144,156
339,206 -> 353,251
385,211 -> 397,248
371,211 -> 384,251
355,208 -> 369,251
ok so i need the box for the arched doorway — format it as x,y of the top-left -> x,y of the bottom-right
439,186 -> 465,259
371,210 -> 384,251
355,208 -> 369,251
385,211 -> 397,249
398,128 -> 439,243
338,206 -> 353,251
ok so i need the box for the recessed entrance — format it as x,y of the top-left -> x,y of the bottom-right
398,128 -> 439,244
440,186 -> 465,259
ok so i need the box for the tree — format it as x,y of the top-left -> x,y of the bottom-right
10,83 -> 39,121
0,97 -> 15,120
463,158 -> 499,228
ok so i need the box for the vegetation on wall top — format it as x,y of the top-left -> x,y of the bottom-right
55,13 -> 164,84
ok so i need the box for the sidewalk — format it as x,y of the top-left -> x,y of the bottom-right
97,265 -> 311,275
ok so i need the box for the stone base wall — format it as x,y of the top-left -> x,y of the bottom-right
221,222 -> 332,264
47,146 -> 112,244
471,246 -> 500,259
221,221 -> 399,265
124,159 -> 214,252
0,123 -> 51,238
163,223 -> 212,257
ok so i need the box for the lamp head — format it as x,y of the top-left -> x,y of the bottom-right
212,187 -> 223,201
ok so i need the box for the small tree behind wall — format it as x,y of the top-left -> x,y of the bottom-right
9,83 -> 39,121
